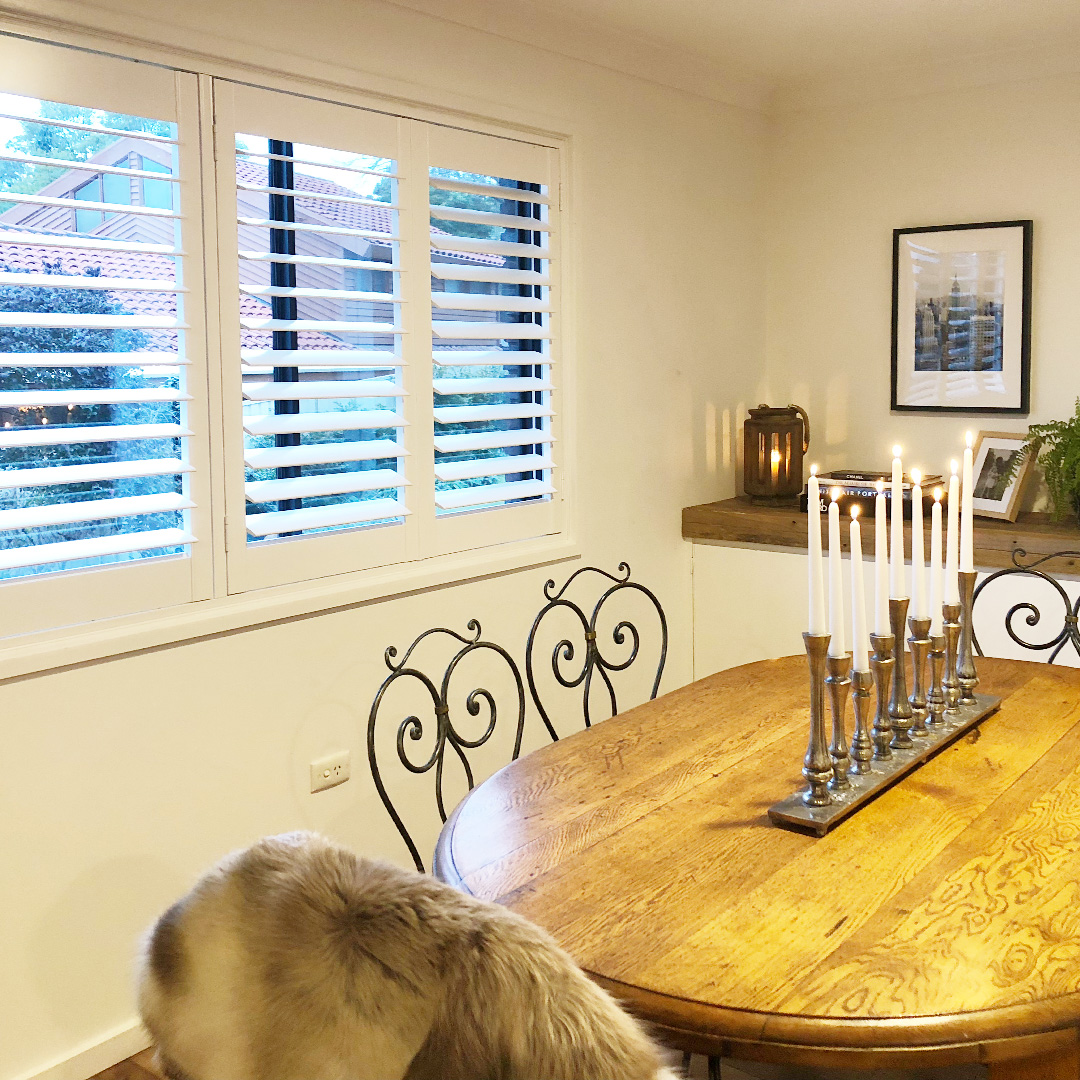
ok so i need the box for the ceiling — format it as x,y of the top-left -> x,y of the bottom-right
386,0 -> 1080,109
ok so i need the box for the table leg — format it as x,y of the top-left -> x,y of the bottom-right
989,1046 -> 1080,1080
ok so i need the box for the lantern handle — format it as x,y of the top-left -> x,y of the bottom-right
791,404 -> 810,452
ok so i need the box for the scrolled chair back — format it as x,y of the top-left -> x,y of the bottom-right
526,562 -> 668,739
973,548 -> 1080,664
368,620 -> 526,872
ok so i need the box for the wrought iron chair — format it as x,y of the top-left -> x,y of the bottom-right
973,548 -> 1080,663
526,562 -> 669,738
367,620 -> 526,873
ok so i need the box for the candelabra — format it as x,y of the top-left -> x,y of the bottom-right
907,615 -> 932,736
889,597 -> 914,749
801,633 -> 833,807
826,652 -> 852,791
942,602 -> 962,711
927,633 -> 947,725
850,668 -> 874,774
869,632 -> 894,759
957,570 -> 979,705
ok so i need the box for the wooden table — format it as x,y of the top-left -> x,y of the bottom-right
433,656 -> 1080,1078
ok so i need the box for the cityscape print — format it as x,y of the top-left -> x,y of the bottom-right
912,247 -> 1005,372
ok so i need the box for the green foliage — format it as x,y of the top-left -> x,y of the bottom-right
1011,399 -> 1080,521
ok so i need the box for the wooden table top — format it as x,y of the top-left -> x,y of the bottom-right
433,655 -> 1080,1070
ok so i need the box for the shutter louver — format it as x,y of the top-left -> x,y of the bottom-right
235,136 -> 407,541
430,167 -> 554,514
0,93 -> 195,578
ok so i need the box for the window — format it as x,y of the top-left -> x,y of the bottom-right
0,38 -> 565,647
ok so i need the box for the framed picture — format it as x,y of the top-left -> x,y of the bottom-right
892,220 -> 1032,414
970,430 -> 1032,521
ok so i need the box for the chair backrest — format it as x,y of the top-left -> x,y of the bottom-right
526,562 -> 668,738
367,620 -> 526,872
973,548 -> 1080,664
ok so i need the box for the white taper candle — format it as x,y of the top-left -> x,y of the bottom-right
945,460 -> 960,605
961,432 -> 975,573
808,465 -> 827,636
850,506 -> 869,671
828,488 -> 846,656
910,468 -> 926,618
890,446 -> 906,598
874,479 -> 889,635
930,488 -> 944,637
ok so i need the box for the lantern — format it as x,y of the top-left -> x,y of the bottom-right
743,404 -> 810,503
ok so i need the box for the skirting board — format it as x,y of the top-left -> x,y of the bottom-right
10,1020 -> 149,1080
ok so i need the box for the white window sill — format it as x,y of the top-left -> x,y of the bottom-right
0,535 -> 579,681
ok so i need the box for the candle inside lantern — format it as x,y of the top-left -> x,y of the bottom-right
807,465 -> 827,636
890,445 -> 906,599
874,479 -> 889,635
770,447 -> 781,486
910,468 -> 926,619
961,431 -> 974,573
945,460 -> 960,605
930,487 -> 944,637
828,488 -> 846,656
850,506 -> 869,672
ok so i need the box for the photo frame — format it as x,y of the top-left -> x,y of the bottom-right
892,221 -> 1032,415
970,430 -> 1032,521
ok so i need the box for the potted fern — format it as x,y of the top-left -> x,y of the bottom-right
1014,399 -> 1080,525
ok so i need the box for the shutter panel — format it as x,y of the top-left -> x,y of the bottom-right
0,91 -> 196,581
233,133 -> 407,545
429,165 -> 555,517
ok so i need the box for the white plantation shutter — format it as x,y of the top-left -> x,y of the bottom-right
426,128 -> 561,554
0,36 -> 211,638
216,82 -> 411,592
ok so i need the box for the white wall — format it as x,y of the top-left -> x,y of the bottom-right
0,3 -> 768,1078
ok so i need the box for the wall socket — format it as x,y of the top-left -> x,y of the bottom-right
310,750 -> 351,793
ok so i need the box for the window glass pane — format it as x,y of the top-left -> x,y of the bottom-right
0,91 -> 189,579
140,156 -> 173,210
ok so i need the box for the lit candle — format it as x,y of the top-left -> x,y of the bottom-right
770,447 -> 781,486
961,431 -> 974,573
808,465 -> 827,636
828,488 -> 846,657
945,460 -> 960,605
930,488 -> 944,637
850,506 -> 869,671
910,468 -> 926,619
890,445 -> 906,598
874,479 -> 889,635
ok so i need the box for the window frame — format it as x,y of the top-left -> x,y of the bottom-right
0,27 -> 576,678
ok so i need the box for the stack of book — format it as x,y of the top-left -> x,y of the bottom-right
799,471 -> 947,518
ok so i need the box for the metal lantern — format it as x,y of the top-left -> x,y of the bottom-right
743,403 -> 810,502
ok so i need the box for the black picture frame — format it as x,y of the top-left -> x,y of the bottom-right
891,220 -> 1032,415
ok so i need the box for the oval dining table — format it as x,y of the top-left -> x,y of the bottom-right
433,655 -> 1080,1078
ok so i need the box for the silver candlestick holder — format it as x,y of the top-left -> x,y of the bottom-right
889,597 -> 914,749
907,614 -> 932,737
850,668 -> 874,774
869,632 -> 894,759
927,633 -> 947,725
826,652 -> 852,792
942,601 -> 962,711
957,570 -> 979,705
801,632 -> 833,807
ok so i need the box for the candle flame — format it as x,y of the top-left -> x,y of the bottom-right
770,449 -> 781,463
951,458 -> 959,475
892,444 -> 902,458
875,479 -> 885,494
810,463 -> 818,476
850,504 -> 860,519
910,467 -> 921,485
830,486 -> 841,501
933,487 -> 943,501
966,431 -> 974,448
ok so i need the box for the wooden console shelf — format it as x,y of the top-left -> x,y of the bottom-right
683,498 -> 1080,573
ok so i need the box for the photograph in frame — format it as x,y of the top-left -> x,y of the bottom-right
970,430 -> 1033,521
892,221 -> 1031,414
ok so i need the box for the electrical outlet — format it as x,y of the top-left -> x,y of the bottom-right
310,750 -> 351,793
